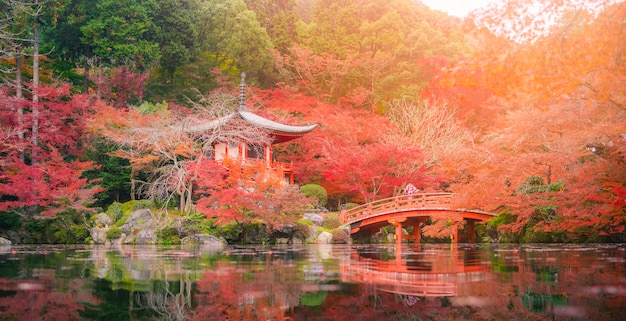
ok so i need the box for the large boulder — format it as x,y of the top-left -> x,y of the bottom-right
93,212 -> 113,227
90,228 -> 107,244
316,231 -> 333,244
119,209 -> 156,234
5,231 -> 20,244
304,213 -> 324,226
273,225 -> 295,244
134,229 -> 158,244
170,218 -> 189,238
306,226 -> 320,243
183,234 -> 227,250
0,237 -> 12,245
112,209 -> 160,244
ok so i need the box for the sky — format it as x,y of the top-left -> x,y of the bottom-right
420,0 -> 494,18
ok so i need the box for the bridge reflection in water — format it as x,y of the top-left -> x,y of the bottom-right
340,244 -> 491,298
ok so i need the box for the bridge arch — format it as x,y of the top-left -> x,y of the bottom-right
340,193 -> 495,243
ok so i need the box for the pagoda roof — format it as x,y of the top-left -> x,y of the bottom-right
184,108 -> 318,144
184,72 -> 317,143
240,109 -> 317,136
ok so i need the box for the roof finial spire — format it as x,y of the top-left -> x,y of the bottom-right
239,72 -> 246,110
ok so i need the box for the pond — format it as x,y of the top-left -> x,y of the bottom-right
0,243 -> 624,320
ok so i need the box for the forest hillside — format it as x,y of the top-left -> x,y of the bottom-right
1,0 -> 624,243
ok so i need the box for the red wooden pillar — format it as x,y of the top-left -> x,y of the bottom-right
452,223 -> 459,244
391,220 -> 405,266
466,220 -> 475,243
389,218 -> 406,247
396,222 -> 403,244
413,222 -> 421,245
395,238 -> 403,266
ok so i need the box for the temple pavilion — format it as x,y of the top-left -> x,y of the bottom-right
185,73 -> 318,184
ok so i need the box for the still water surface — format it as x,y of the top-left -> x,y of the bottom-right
0,243 -> 624,320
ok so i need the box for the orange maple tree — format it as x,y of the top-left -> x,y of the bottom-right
193,156 -> 311,237
431,0 -> 625,241
255,87 -> 444,207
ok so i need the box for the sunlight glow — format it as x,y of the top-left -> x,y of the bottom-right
420,0 -> 494,17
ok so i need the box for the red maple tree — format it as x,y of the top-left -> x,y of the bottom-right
0,85 -> 103,216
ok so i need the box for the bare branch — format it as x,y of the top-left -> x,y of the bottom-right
386,99 -> 475,163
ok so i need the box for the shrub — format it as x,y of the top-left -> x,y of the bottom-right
72,225 -> 90,243
121,200 -> 153,213
53,228 -> 68,244
486,211 -> 519,243
218,222 -> 243,243
344,203 -> 360,210
331,228 -> 350,244
135,101 -> 168,115
0,211 -> 22,230
184,212 -> 216,235
25,220 -> 47,234
518,176 -> 565,195
106,202 -> 124,223
106,226 -> 123,239
294,219 -> 313,241
300,184 -> 328,207
518,175 -> 546,195
322,213 -> 341,229
113,212 -> 130,227
297,218 -> 313,226
474,224 -> 489,243
546,181 -> 565,192
157,227 -> 181,245
487,211 -> 517,229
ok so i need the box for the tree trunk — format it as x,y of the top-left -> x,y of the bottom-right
83,57 -> 90,94
96,57 -> 102,99
31,5 -> 39,151
16,48 -> 22,99
179,192 -> 185,213
130,167 -> 137,200
185,184 -> 193,213
16,47 -> 24,161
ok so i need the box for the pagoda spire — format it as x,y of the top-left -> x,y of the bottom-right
239,72 -> 246,111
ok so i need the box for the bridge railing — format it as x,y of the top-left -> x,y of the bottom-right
340,193 -> 455,224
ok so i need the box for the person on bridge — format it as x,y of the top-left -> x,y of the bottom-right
404,183 -> 419,197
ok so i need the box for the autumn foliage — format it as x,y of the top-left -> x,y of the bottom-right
432,0 -> 626,241
0,0 -> 624,242
0,86 -> 103,216
193,157 -> 312,233
254,87 -> 443,205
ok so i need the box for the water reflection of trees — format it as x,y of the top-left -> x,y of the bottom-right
0,274 -> 99,320
93,245 -> 338,320
134,279 -> 192,321
192,257 -> 311,320
1,244 -> 625,320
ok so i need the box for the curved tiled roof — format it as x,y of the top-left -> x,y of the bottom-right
238,110 -> 318,134
182,112 -> 237,134
183,109 -> 317,143
184,73 -> 317,141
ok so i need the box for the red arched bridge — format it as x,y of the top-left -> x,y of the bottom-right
339,193 -> 496,243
